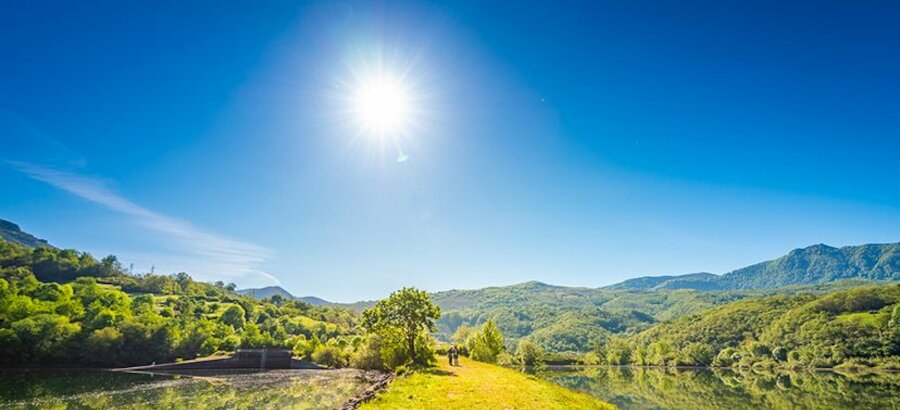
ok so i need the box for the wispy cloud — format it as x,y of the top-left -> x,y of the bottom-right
9,161 -> 278,285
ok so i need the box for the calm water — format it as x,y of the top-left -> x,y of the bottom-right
539,366 -> 900,410
0,368 -> 382,409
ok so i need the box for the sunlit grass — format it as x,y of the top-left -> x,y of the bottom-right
361,357 -> 616,409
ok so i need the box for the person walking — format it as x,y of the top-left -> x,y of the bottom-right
448,345 -> 458,366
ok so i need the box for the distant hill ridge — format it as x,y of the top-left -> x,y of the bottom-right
0,218 -> 53,249
237,285 -> 332,306
607,242 -> 898,291
2,217 -> 895,301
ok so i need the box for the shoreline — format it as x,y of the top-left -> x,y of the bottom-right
540,363 -> 900,373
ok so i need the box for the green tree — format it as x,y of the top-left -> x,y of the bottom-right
604,337 -> 632,365
312,340 -> 347,368
362,287 -> 441,367
678,342 -> 714,366
220,304 -> 246,329
632,344 -> 649,366
515,339 -> 545,367
470,319 -> 505,363
648,341 -> 675,366
452,324 -> 476,349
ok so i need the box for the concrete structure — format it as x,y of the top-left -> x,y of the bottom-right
231,349 -> 292,368
115,348 -> 322,371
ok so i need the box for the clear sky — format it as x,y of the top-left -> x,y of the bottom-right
2,1 -> 898,302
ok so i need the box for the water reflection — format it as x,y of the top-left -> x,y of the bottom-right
0,369 -> 381,409
540,366 -> 900,410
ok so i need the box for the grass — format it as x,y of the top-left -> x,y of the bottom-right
361,357 -> 616,409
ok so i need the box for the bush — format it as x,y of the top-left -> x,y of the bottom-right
604,337 -> 632,365
515,340 -> 545,367
311,344 -> 347,368
678,343 -> 714,366
469,320 -> 504,363
350,334 -> 386,370
393,364 -> 410,376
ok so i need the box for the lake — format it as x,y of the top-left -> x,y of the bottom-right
539,366 -> 900,410
4,366 -> 899,409
0,368 -> 382,409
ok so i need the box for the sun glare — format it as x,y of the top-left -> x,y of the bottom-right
353,77 -> 411,134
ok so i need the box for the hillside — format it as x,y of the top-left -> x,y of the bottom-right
0,238 -> 358,368
619,283 -> 900,368
606,272 -> 719,291
722,243 -> 899,289
430,281 -> 754,352
0,218 -> 53,249
608,242 -> 898,291
238,286 -> 332,306
237,286 -> 295,300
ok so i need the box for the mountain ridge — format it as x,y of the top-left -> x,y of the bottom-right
606,242 -> 898,291
0,218 -> 54,249
237,285 -> 333,306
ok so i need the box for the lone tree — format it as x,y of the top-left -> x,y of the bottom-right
362,287 -> 441,366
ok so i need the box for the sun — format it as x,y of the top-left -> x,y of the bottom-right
353,77 -> 411,134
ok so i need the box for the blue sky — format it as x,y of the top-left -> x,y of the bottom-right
1,1 -> 898,302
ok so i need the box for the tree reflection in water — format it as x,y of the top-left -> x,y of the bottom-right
0,369 -> 383,409
541,366 -> 900,410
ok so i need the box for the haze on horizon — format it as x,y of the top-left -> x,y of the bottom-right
1,1 -> 898,302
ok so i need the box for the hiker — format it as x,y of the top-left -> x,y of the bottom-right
452,345 -> 460,366
448,345 -> 458,366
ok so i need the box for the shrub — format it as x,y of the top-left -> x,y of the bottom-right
469,320 -> 505,363
515,340 -> 545,367
312,344 -> 346,368
678,343 -> 714,366
350,334 -> 386,370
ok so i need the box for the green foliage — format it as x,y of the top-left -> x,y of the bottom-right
603,283 -> 900,369
514,339 -> 545,367
678,342 -> 714,366
312,341 -> 348,368
349,334 -> 387,370
544,366 -> 900,410
0,238 -> 360,368
599,337 -> 631,365
468,319 -> 505,363
220,304 -> 246,329
429,242 -> 899,355
361,287 -> 441,369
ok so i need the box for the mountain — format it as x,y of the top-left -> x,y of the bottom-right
627,282 -> 900,368
237,286 -> 332,306
428,279 -> 751,351
605,272 -> 720,291
0,218 -> 53,249
297,295 -> 333,306
237,285 -> 295,300
607,243 -> 898,291
721,243 -> 899,289
426,241 -> 897,352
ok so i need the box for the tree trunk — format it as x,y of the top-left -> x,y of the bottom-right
407,334 -> 417,364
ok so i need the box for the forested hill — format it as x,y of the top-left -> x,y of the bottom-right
608,242 -> 898,291
0,238 -> 359,368
0,218 -> 53,249
238,286 -> 333,306
621,283 -> 900,368
237,286 -> 296,300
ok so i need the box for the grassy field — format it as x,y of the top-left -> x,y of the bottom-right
361,357 -> 616,409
